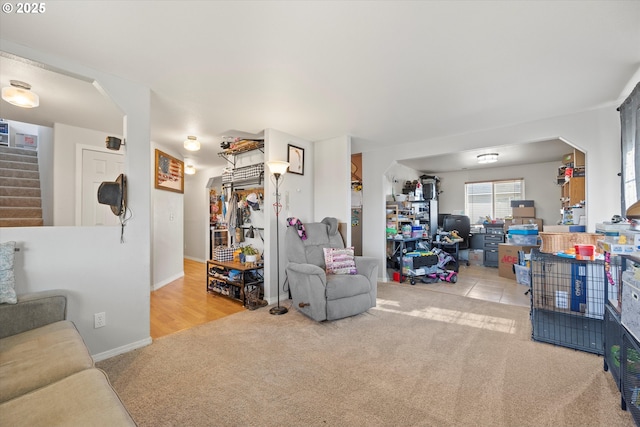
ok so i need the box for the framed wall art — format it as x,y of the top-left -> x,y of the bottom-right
155,149 -> 184,193
287,144 -> 304,175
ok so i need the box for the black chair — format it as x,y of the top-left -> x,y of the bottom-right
442,215 -> 471,266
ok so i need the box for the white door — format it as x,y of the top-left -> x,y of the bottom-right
81,148 -> 125,226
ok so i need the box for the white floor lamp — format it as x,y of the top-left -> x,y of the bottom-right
267,160 -> 289,315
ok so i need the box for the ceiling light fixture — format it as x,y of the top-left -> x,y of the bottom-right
2,80 -> 40,108
185,163 -> 196,175
184,135 -> 200,151
477,153 -> 499,164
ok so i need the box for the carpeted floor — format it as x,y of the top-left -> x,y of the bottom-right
98,282 -> 634,426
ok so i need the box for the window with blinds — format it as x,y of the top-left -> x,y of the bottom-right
465,179 -> 525,223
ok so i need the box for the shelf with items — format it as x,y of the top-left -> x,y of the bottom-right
206,259 -> 264,308
557,150 -> 586,211
386,202 -> 415,236
0,119 -> 8,146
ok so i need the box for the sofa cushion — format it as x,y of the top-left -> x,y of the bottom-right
0,320 -> 94,403
325,274 -> 372,300
0,368 -> 136,426
0,241 -> 17,304
323,247 -> 357,275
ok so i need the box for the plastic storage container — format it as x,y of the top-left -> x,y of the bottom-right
575,244 -> 595,261
514,264 -> 531,286
622,270 -> 640,342
506,234 -> 539,245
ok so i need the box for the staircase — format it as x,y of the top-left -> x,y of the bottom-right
0,146 -> 43,227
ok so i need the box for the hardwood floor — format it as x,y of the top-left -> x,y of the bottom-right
150,259 -> 245,339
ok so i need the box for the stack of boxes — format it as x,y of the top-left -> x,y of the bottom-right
498,200 -> 542,280
502,200 -> 543,232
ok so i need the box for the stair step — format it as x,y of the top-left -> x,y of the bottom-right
1,177 -> 41,188
0,218 -> 44,227
0,207 -> 43,219
0,153 -> 38,165
0,167 -> 40,179
0,187 -> 41,197
0,196 -> 42,208
0,159 -> 39,170
0,146 -> 38,157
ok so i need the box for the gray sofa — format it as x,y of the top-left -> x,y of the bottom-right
0,290 -> 136,426
285,217 -> 378,321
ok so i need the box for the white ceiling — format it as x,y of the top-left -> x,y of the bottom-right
0,1 -> 639,171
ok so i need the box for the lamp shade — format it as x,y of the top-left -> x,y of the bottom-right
184,135 -> 200,151
477,153 -> 499,164
267,160 -> 290,175
185,164 -> 196,175
2,80 -> 39,108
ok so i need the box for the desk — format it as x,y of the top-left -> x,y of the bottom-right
206,259 -> 264,307
431,238 -> 463,271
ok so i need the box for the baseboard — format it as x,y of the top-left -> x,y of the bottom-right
152,271 -> 184,291
92,337 -> 152,362
185,255 -> 206,263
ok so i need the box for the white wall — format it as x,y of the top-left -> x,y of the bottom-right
383,162 -> 422,201
151,143 -> 184,290
184,165 -> 220,263
436,160 -> 561,226
314,135 -> 351,242
362,106 -> 621,281
1,40 -> 152,360
264,129 -> 313,303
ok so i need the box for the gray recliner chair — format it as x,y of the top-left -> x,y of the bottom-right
285,217 -> 378,321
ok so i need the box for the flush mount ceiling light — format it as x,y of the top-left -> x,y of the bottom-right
185,163 -> 196,175
184,135 -> 200,151
2,80 -> 40,108
477,153 -> 499,164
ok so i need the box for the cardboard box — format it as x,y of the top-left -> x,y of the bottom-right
468,249 -> 483,265
512,207 -> 535,218
498,244 -> 539,280
510,200 -> 534,208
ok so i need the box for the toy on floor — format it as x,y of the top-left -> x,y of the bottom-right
409,247 -> 458,285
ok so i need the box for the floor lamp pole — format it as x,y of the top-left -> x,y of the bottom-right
270,172 -> 288,315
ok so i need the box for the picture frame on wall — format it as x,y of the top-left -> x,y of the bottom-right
287,144 -> 304,175
155,149 -> 184,193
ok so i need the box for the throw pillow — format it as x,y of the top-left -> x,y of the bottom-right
323,247 -> 357,275
0,241 -> 17,304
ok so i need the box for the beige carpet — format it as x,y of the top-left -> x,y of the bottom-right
98,282 -> 634,427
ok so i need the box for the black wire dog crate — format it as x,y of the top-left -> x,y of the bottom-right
530,250 -> 606,355
604,253 -> 625,391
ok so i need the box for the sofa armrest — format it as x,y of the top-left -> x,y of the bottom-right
355,256 -> 377,280
0,290 -> 68,339
286,262 -> 327,279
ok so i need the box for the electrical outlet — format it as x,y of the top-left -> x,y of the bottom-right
94,312 -> 106,329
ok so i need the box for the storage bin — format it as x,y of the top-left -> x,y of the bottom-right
514,264 -> 531,286
213,246 -> 234,262
506,234 -> 539,245
574,244 -> 595,261
622,271 -> 640,342
538,232 -> 601,253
